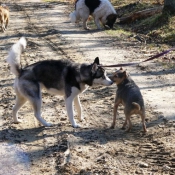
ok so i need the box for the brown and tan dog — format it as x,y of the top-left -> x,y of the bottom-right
0,5 -> 9,32
109,68 -> 147,132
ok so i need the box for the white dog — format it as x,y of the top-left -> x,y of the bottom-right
70,0 -> 117,29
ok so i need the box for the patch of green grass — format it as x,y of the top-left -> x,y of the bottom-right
135,13 -> 162,30
144,13 -> 175,43
106,27 -> 131,37
161,16 -> 175,43
162,32 -> 175,43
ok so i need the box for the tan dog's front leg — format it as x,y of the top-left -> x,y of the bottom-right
110,102 -> 119,129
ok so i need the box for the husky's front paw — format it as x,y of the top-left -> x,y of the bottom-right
72,123 -> 80,128
78,116 -> 84,122
14,119 -> 22,124
45,123 -> 53,127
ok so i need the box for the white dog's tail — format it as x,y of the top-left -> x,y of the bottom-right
6,37 -> 27,77
69,11 -> 77,23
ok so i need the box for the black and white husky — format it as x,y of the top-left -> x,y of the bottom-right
69,0 -> 117,29
6,37 -> 113,128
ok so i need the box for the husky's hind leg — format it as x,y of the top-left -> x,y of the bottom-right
13,92 -> 27,123
22,81 -> 52,127
31,98 -> 52,127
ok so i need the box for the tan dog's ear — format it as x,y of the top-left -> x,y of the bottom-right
114,72 -> 117,77
123,71 -> 128,78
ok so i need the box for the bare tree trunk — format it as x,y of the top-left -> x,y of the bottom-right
164,0 -> 175,14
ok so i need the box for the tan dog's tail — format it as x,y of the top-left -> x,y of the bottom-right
132,102 -> 141,111
6,37 -> 27,77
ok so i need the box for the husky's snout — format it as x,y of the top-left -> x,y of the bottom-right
93,75 -> 113,86
105,76 -> 113,86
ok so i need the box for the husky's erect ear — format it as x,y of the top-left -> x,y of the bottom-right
94,57 -> 100,65
91,63 -> 98,74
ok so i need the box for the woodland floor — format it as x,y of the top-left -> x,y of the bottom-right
0,0 -> 175,174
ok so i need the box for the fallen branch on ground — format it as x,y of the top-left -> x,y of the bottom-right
119,6 -> 163,24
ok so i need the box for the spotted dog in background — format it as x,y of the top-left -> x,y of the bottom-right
70,0 -> 117,30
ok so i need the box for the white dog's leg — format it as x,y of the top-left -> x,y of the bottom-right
79,9 -> 89,29
12,93 -> 27,123
32,99 -> 52,127
74,95 -> 83,121
94,17 -> 102,29
83,19 -> 89,30
65,87 -> 80,128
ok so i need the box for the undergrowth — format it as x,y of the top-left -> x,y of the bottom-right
111,0 -> 175,46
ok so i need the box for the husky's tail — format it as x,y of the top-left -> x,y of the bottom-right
69,11 -> 77,23
6,37 -> 27,77
132,102 -> 141,111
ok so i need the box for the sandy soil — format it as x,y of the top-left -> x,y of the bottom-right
0,0 -> 175,174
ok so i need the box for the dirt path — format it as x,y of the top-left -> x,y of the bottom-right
0,0 -> 175,174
